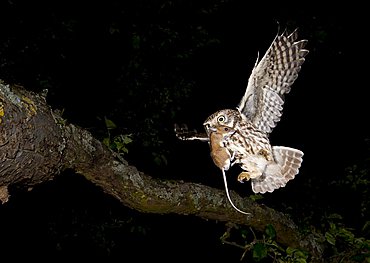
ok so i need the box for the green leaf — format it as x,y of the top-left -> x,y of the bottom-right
104,117 -> 117,130
265,224 -> 276,240
325,232 -> 336,245
286,246 -> 297,255
253,243 -> 268,261
102,137 -> 110,147
114,141 -> 124,151
338,227 -> 355,240
122,135 -> 133,144
294,250 -> 308,259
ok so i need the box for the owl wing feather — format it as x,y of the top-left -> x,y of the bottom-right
237,29 -> 309,134
251,146 -> 304,193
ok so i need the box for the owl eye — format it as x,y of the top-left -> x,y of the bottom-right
217,115 -> 226,123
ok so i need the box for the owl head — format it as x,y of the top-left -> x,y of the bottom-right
203,109 -> 241,136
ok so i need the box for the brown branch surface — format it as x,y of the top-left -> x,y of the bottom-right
0,82 -> 65,189
0,81 -> 324,261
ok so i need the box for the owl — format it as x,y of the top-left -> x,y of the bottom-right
176,28 -> 308,198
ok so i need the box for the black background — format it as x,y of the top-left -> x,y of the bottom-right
0,0 -> 368,261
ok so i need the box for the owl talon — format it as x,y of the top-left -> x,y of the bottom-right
238,172 -> 251,182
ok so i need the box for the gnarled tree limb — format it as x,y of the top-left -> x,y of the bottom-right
0,81 -> 324,262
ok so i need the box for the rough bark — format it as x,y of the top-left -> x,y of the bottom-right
0,81 -> 324,262
0,82 -> 65,190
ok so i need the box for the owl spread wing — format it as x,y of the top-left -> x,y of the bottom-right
237,29 -> 309,134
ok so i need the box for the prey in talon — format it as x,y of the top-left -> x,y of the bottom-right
208,125 -> 251,215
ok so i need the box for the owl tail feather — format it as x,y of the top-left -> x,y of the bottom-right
251,146 -> 303,194
272,146 -> 303,182
222,169 -> 251,215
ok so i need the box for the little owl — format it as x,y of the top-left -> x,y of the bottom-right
175,28 -> 308,214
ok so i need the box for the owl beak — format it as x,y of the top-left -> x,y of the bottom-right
204,126 -> 217,135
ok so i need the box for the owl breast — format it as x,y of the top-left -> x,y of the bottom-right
228,120 -> 272,155
224,120 -> 274,176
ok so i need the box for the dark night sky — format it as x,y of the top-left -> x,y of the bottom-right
0,0 -> 368,261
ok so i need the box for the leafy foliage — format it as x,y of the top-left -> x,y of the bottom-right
102,117 -> 133,155
221,211 -> 370,263
220,224 -> 308,262
323,214 -> 370,263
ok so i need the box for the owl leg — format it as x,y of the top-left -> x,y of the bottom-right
237,169 -> 262,182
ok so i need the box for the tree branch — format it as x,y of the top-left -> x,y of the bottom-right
0,81 -> 324,262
